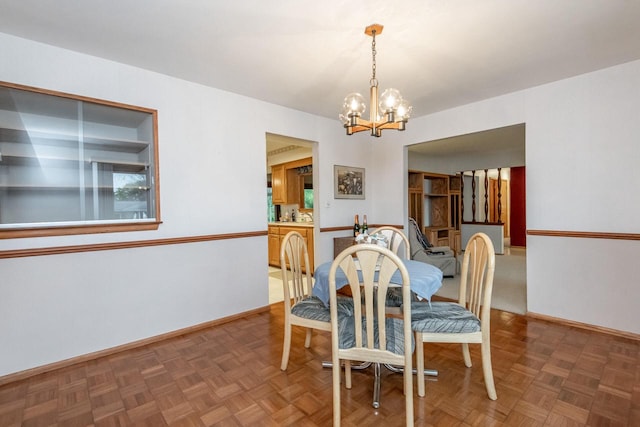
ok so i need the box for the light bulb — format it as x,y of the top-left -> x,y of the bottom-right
338,105 -> 350,124
396,99 -> 412,121
379,88 -> 402,113
343,93 -> 366,116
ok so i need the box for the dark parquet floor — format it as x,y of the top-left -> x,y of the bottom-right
0,301 -> 638,426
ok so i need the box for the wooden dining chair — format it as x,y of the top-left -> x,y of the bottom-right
370,225 -> 410,259
329,244 -> 414,427
279,231 -> 331,370
370,226 -> 413,308
411,232 -> 497,399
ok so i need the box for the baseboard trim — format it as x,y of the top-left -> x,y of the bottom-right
0,305 -> 270,387
527,311 -> 640,341
5,305 -> 634,387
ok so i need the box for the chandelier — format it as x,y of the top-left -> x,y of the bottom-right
340,24 -> 412,137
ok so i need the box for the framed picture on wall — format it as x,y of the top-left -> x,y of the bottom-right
334,165 -> 365,199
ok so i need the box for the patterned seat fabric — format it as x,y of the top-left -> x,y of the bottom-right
385,287 -> 419,307
409,301 -> 481,333
291,295 -> 354,322
334,296 -> 356,316
337,313 -> 415,354
385,287 -> 404,307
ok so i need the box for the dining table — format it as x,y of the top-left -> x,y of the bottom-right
312,257 -> 444,306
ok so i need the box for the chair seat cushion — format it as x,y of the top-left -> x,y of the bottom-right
334,295 -> 356,316
409,301 -> 481,333
384,287 -> 418,307
291,295 -> 354,322
337,314 -> 414,354
385,287 -> 404,307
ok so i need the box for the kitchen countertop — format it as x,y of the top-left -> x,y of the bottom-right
269,221 -> 314,227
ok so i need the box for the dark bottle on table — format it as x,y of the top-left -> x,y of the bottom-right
361,214 -> 368,235
353,214 -> 360,237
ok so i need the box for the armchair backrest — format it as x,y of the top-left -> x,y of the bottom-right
408,217 -> 432,255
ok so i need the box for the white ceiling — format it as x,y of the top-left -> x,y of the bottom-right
407,123 -> 526,157
265,133 -> 313,158
2,0 -> 640,126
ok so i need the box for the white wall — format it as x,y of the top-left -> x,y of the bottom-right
1,32 -> 639,377
461,223 -> 504,255
0,33 -> 370,376
394,60 -> 640,335
1,239 -> 262,374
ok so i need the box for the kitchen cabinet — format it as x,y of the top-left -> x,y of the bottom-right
268,225 -> 281,266
286,168 -> 301,205
268,223 -> 314,273
270,157 -> 312,207
271,164 -> 286,204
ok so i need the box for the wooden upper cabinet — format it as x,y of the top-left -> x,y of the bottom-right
271,164 -> 286,204
286,168 -> 300,205
270,157 -> 311,206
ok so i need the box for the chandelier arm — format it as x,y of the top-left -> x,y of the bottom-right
350,124 -> 373,132
376,122 -> 402,130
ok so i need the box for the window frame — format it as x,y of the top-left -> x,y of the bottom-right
0,81 -> 161,239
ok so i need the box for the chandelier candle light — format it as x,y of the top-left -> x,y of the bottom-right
340,24 -> 412,137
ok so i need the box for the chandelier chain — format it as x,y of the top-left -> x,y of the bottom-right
371,30 -> 377,85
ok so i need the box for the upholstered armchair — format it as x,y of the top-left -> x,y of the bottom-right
407,218 -> 457,277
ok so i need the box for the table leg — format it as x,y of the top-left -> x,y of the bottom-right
321,361 -> 438,409
372,363 -> 381,409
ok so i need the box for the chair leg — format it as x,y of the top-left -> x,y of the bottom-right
461,343 -> 472,368
280,323 -> 291,371
304,328 -> 312,348
332,356 -> 341,426
345,360 -> 352,389
481,339 -> 497,400
404,362 -> 414,427
415,332 -> 425,397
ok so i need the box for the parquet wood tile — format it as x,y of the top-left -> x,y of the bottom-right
1,301 -> 639,426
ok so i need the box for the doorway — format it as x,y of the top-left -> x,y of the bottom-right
406,123 -> 527,312
265,133 -> 317,304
